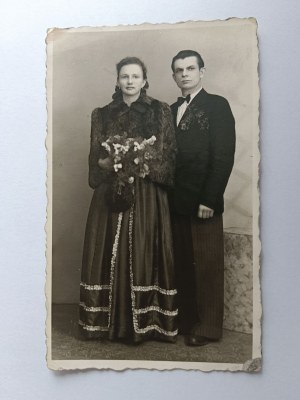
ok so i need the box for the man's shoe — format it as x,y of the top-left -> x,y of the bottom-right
185,335 -> 219,347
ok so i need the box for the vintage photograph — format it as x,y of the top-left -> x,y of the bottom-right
46,19 -> 260,371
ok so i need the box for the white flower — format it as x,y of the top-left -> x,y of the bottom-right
114,156 -> 121,163
101,142 -> 111,153
146,135 -> 157,145
114,163 -> 122,172
133,142 -> 140,151
144,151 -> 151,160
113,144 -> 121,155
134,158 -> 140,165
128,177 -> 135,184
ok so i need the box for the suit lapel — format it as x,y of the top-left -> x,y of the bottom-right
176,89 -> 208,130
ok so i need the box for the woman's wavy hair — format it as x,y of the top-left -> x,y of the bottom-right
114,56 -> 149,95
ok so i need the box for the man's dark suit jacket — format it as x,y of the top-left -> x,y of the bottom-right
169,89 -> 236,216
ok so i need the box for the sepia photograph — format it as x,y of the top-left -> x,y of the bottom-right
46,18 -> 260,371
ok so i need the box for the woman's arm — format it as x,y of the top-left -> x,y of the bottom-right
88,108 -> 111,189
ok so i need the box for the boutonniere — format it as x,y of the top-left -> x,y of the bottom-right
179,107 -> 209,132
194,109 -> 209,130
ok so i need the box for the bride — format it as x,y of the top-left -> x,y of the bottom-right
79,56 -> 178,344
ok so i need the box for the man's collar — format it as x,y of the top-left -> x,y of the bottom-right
186,87 -> 202,102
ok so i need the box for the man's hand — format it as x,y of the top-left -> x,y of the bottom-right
197,204 -> 214,219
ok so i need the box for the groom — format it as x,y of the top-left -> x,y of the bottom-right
169,50 -> 236,346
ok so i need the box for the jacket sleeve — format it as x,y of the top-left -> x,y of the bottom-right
88,108 -> 110,189
200,97 -> 236,210
148,102 -> 177,187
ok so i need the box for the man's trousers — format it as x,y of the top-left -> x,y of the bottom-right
171,214 -> 224,339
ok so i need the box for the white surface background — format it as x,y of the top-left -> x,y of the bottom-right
0,0 -> 299,399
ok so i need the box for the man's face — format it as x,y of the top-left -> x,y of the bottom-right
172,56 -> 204,94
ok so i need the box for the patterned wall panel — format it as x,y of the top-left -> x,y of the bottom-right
223,233 -> 253,334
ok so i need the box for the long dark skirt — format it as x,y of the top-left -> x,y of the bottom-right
79,178 -> 178,343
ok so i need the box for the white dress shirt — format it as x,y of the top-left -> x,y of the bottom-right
176,87 -> 202,126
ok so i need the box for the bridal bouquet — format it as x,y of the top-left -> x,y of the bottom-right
101,133 -> 157,211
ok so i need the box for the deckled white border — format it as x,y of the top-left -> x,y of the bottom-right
49,359 -> 244,371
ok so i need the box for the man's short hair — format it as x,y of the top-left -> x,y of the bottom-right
171,50 -> 205,72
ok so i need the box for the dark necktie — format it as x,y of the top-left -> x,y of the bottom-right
177,94 -> 191,106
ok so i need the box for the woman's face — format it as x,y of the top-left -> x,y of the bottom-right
117,64 -> 146,98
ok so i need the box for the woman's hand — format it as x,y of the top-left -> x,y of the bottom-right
98,157 -> 113,171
